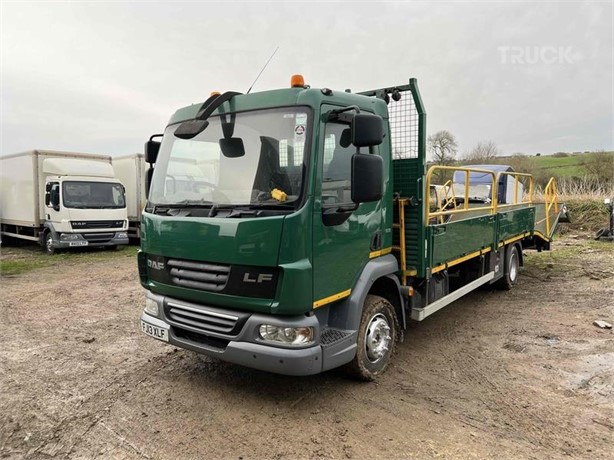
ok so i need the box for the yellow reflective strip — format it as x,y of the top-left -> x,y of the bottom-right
431,247 -> 492,274
369,247 -> 392,259
498,232 -> 530,248
313,289 -> 352,309
533,230 -> 550,241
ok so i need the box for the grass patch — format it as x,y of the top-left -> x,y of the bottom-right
524,238 -> 613,278
0,259 -> 51,276
0,244 -> 139,276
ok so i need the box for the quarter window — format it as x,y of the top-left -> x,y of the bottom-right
322,122 -> 353,205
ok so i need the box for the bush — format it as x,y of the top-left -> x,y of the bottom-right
582,151 -> 614,184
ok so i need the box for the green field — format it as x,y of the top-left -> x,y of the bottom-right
460,151 -> 614,185
531,154 -> 590,178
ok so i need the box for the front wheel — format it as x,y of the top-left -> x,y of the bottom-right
44,231 -> 56,255
345,295 -> 399,381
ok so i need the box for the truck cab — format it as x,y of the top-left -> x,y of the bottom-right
139,79 -> 392,377
41,157 -> 129,253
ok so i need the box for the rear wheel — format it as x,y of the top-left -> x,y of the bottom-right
345,295 -> 398,381
497,244 -> 519,290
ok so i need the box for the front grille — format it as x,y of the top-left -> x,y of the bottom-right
165,300 -> 249,335
71,220 -> 124,229
167,259 -> 230,292
82,232 -> 114,242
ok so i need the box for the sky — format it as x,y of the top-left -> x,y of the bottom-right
1,1 -> 612,159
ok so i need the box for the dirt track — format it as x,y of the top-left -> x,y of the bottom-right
1,238 -> 613,459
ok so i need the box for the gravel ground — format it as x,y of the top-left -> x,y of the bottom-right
0,237 -> 612,459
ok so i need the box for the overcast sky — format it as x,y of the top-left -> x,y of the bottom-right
1,1 -> 612,159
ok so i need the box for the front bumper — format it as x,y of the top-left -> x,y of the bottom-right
140,311 -> 324,376
56,231 -> 128,248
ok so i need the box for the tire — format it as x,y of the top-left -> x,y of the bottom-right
345,295 -> 399,381
496,244 -> 519,290
44,231 -> 56,255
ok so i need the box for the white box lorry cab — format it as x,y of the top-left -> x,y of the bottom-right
0,150 -> 129,254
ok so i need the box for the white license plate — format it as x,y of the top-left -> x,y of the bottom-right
141,320 -> 169,342
69,241 -> 89,247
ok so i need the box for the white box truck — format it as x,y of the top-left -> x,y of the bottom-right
112,153 -> 147,239
0,150 -> 129,254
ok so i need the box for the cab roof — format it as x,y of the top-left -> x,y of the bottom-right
167,87 -> 389,127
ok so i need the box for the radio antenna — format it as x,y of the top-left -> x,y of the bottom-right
246,46 -> 279,94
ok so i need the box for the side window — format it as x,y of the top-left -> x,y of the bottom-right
322,122 -> 353,205
46,182 -> 60,208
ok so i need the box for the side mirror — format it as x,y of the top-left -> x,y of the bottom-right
351,153 -> 383,203
144,140 -> 161,164
219,138 -> 245,158
351,114 -> 384,147
45,192 -> 51,206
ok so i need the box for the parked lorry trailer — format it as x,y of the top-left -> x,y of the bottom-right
0,150 -> 129,254
112,153 -> 147,239
138,77 -> 564,380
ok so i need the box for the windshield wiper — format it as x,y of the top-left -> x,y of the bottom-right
207,203 -> 252,217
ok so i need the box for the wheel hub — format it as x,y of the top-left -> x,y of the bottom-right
365,313 -> 391,363
509,252 -> 518,282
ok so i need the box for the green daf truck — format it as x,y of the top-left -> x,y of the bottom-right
138,76 -> 564,380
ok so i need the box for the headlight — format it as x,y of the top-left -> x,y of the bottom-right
144,297 -> 159,317
116,232 -> 128,239
60,233 -> 82,241
258,325 -> 314,346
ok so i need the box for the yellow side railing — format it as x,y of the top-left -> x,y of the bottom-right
496,171 -> 534,207
434,179 -> 459,224
425,166 -> 497,225
392,198 -> 410,285
544,177 -> 559,236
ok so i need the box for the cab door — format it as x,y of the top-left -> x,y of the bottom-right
45,181 -> 62,224
311,106 -> 384,307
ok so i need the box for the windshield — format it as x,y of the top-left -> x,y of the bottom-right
149,107 -> 310,207
62,181 -> 126,209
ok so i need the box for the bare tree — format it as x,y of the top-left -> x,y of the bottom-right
583,150 -> 614,184
464,141 -> 500,164
427,130 -> 458,166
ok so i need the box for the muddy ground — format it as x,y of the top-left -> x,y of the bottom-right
0,237 -> 612,459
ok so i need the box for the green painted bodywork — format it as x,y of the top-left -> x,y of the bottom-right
498,206 -> 536,241
429,216 -> 496,267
